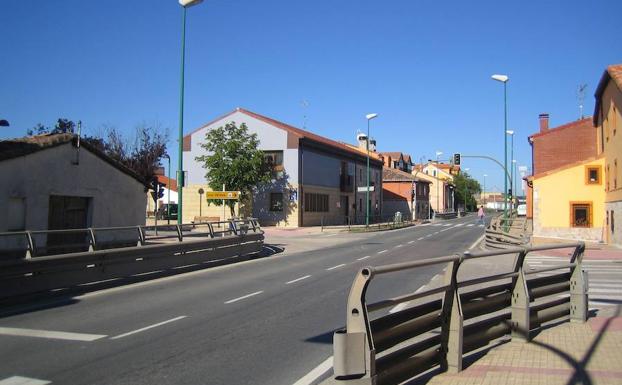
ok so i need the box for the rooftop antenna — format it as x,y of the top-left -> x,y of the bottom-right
301,100 -> 309,129
577,83 -> 587,119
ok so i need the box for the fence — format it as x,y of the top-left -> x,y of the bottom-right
332,242 -> 587,384
485,214 -> 529,249
0,218 -> 263,300
0,218 -> 260,260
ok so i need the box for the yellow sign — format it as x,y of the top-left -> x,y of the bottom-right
205,191 -> 240,200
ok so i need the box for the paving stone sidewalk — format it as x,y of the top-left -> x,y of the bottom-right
426,314 -> 622,385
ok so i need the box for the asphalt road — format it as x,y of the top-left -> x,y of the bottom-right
0,215 -> 487,385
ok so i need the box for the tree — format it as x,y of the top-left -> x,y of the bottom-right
28,118 -> 168,190
195,122 -> 271,216
453,172 -> 481,212
27,118 -> 76,136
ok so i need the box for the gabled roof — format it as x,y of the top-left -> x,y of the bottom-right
380,152 -> 404,162
529,117 -> 593,140
187,107 -> 383,161
383,167 -> 430,183
0,133 -> 145,184
403,154 -> 412,164
594,64 -> 622,125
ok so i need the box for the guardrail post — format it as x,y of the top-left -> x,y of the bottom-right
333,269 -> 375,384
440,258 -> 463,373
570,243 -> 588,322
88,228 -> 97,252
136,226 -> 145,246
207,223 -> 215,238
510,249 -> 530,342
25,231 -> 35,259
176,225 -> 183,242
229,220 -> 238,235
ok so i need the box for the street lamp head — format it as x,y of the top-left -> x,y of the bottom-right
512,159 -> 517,163
365,113 -> 378,120
483,174 -> 487,177
491,74 -> 509,83
179,0 -> 203,7
435,151 -> 443,157
506,130 -> 514,135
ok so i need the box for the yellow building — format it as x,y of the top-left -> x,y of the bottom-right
594,64 -> 622,246
531,157 -> 605,242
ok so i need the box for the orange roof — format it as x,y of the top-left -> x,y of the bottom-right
156,175 -> 177,191
187,108 -> 383,162
531,156 -> 603,180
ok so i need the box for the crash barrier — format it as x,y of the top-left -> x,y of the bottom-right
0,218 -> 261,260
333,242 -> 587,384
486,215 -> 529,250
0,221 -> 263,300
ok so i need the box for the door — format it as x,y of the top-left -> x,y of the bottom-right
48,195 -> 91,254
340,196 -> 349,223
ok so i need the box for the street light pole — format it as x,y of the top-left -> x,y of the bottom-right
164,154 -> 171,225
177,0 -> 204,225
483,174 -> 487,204
435,151 -> 443,218
506,130 -> 515,208
365,113 -> 378,227
463,168 -> 470,212
492,74 -> 509,230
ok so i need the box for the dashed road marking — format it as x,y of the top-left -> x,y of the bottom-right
395,244 -> 403,248
286,275 -> 311,284
407,241 -> 415,244
111,316 -> 187,339
467,224 -> 475,227
378,250 -> 388,254
0,376 -> 51,385
417,237 -> 424,240
326,264 -> 346,271
0,327 -> 106,342
357,256 -> 371,261
224,291 -> 264,304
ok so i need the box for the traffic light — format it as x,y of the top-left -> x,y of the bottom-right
157,184 -> 165,199
453,153 -> 461,165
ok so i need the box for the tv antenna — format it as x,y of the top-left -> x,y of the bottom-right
577,83 -> 587,119
301,100 -> 309,129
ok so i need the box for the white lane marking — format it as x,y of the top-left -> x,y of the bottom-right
443,224 -> 452,227
324,233 -> 338,237
326,264 -> 346,271
0,327 -> 106,342
454,224 -> 464,227
468,234 -> 486,250
417,237 -> 424,240
224,291 -> 264,304
286,275 -> 311,285
478,224 -> 484,227
389,285 -> 427,313
357,256 -> 371,261
0,376 -> 51,385
111,316 -> 187,339
292,356 -> 333,385
433,232 -> 440,235
407,241 -> 415,244
395,244 -> 403,248
172,264 -> 199,270
378,250 -> 388,254
466,224 -> 474,227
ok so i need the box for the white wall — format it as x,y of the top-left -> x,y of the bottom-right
0,143 -> 146,232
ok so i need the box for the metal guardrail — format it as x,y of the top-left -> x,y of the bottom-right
0,218 -> 263,300
0,218 -> 261,260
332,242 -> 587,384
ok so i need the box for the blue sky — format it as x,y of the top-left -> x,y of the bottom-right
1,0 -> 620,193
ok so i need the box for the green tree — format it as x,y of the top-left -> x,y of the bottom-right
453,172 -> 482,212
195,122 -> 271,216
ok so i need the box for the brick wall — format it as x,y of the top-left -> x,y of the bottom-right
531,117 -> 597,175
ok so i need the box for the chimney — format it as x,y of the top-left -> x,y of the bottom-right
356,133 -> 368,150
369,138 -> 377,152
539,113 -> 549,133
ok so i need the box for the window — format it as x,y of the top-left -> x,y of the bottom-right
264,151 -> 284,179
612,210 -> 615,234
614,105 -> 618,136
585,165 -> 601,185
269,193 -> 283,212
607,164 -> 610,191
570,202 -> 592,228
304,193 -> 329,212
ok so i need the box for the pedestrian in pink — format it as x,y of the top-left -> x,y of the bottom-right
478,205 -> 485,224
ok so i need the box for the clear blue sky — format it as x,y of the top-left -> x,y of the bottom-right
1,0 -> 620,193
